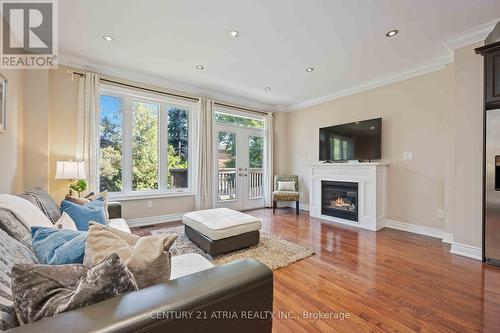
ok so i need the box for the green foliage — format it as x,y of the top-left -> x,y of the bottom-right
100,146 -> 122,192
218,132 -> 236,168
168,108 -> 188,163
69,179 -> 87,194
248,136 -> 263,168
99,106 -> 122,192
132,102 -> 158,191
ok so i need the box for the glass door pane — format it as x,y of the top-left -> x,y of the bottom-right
248,135 -> 264,199
218,131 -> 237,202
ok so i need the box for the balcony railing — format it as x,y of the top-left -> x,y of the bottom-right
170,168 -> 188,188
218,168 -> 264,201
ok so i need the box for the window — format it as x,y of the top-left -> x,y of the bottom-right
215,111 -> 264,129
98,86 -> 194,197
99,95 -> 123,192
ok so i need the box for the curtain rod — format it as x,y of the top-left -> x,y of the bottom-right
68,70 -> 198,102
68,70 -> 271,116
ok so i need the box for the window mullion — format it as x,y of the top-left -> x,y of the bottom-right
122,97 -> 133,193
159,103 -> 168,191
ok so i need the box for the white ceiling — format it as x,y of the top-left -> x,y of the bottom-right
59,0 -> 500,110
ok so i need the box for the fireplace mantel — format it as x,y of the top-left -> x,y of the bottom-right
309,162 -> 388,231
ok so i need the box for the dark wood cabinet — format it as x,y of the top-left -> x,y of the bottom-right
485,49 -> 500,109
477,31 -> 500,110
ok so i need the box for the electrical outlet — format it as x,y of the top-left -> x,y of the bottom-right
403,152 -> 413,160
147,200 -> 153,209
437,209 -> 445,218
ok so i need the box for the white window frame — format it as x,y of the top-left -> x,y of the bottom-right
97,84 -> 196,200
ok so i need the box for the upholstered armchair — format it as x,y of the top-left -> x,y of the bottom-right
273,175 -> 300,215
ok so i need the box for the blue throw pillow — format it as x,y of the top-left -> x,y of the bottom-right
61,198 -> 106,231
31,227 -> 87,265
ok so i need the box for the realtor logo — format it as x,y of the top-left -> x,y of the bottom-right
1,0 -> 58,68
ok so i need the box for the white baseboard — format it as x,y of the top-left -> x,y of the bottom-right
450,242 -> 482,260
384,219 -> 444,239
442,232 -> 454,244
384,220 -> 481,261
127,213 -> 184,227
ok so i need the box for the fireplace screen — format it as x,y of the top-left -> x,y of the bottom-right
321,181 -> 358,222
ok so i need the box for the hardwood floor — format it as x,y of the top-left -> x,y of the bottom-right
132,208 -> 500,333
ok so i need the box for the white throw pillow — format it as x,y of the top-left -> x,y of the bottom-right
0,194 -> 53,229
278,181 -> 296,191
54,212 -> 77,231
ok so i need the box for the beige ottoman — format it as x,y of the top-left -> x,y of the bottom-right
183,208 -> 262,257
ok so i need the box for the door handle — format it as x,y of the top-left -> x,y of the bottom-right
244,174 -> 248,176
238,173 -> 243,176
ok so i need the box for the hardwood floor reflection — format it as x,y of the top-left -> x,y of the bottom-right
133,208 -> 500,333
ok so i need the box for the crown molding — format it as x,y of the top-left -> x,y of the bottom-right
58,51 -> 277,112
441,19 -> 498,51
285,20 -> 498,112
287,52 -> 453,111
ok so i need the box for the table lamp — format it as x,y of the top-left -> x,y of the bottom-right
55,161 -> 87,197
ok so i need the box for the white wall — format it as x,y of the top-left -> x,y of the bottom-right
451,42 -> 484,248
277,66 -> 453,230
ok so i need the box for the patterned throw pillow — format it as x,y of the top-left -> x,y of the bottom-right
0,208 -> 32,249
84,223 -> 177,289
278,181 -> 296,191
31,226 -> 87,265
11,253 -> 138,325
61,199 -> 107,231
17,187 -> 61,223
0,229 -> 38,331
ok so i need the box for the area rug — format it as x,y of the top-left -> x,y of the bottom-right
151,225 -> 314,270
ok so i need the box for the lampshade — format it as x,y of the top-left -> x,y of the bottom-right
55,161 -> 86,180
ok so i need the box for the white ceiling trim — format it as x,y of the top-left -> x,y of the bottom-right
287,53 -> 453,112
441,19 -> 498,51
287,20 -> 498,112
58,51 -> 276,112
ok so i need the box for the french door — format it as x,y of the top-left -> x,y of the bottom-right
214,124 -> 265,210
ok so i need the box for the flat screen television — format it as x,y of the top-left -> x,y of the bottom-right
319,118 -> 382,162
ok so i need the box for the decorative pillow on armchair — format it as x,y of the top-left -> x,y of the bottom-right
84,223 -> 177,289
61,199 -> 106,231
11,253 -> 138,325
277,181 -> 296,191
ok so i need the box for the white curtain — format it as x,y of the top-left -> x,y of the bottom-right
195,98 -> 215,210
264,112 -> 274,207
76,73 -> 100,192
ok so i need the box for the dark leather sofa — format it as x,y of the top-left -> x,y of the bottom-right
9,202 -> 274,333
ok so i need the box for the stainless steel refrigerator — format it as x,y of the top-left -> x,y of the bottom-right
485,109 -> 500,266
477,21 -> 500,266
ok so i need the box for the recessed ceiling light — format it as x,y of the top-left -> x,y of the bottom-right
306,67 -> 314,72
265,87 -> 271,91
102,35 -> 114,42
229,30 -> 240,38
196,65 -> 205,70
385,29 -> 399,38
